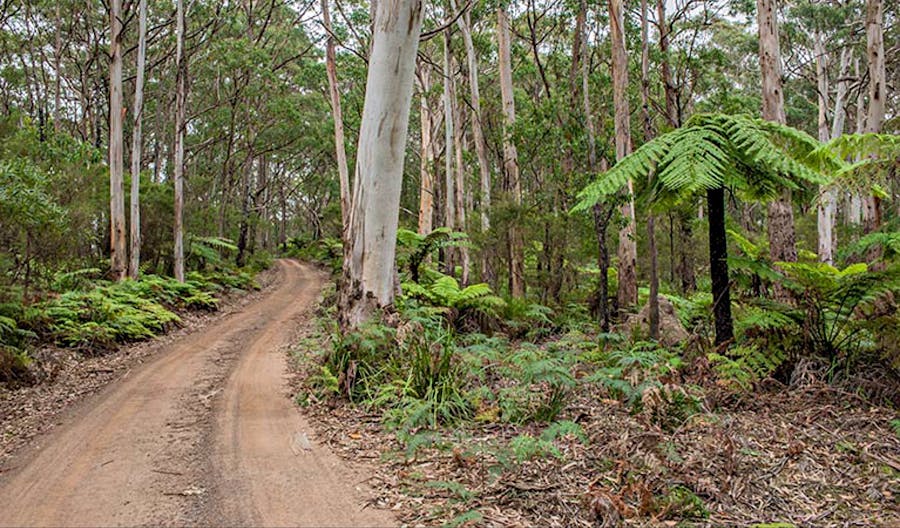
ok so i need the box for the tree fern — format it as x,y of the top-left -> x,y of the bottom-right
572,113 -> 831,213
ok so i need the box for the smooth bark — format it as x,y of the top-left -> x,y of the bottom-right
863,0 -> 884,234
339,0 -> 424,328
322,0 -> 351,236
108,0 -> 126,281
173,0 -> 186,282
129,0 -> 148,279
498,6 -> 525,298
417,63 -> 435,235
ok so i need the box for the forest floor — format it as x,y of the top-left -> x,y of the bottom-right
0,260 -> 393,527
290,303 -> 900,527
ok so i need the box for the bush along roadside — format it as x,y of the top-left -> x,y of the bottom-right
0,267 -> 261,385
290,277 -> 900,527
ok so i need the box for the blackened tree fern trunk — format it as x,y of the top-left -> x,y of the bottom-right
707,186 -> 734,345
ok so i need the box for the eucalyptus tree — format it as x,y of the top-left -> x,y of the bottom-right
574,114 -> 830,346
108,0 -> 126,281
339,0 -> 424,328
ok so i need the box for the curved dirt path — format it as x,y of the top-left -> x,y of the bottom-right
0,260 -> 393,527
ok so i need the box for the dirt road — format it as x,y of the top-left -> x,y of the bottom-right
0,260 -> 393,527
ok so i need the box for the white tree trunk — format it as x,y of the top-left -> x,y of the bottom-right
498,6 -> 525,298
863,0 -> 884,233
814,32 -> 836,265
109,0 -> 126,281
848,56 -> 865,225
442,30 -> 456,235
173,0 -> 186,282
129,0 -> 148,279
339,0 -> 424,328
322,0 -> 351,237
450,0 -> 490,235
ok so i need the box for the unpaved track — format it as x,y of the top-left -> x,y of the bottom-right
0,260 -> 393,527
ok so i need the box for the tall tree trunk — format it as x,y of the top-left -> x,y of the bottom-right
657,0 -> 678,128
757,0 -> 796,297
236,153 -> 254,267
417,63 -> 435,235
831,47 -> 851,140
863,0 -> 884,234
322,0 -> 351,238
708,187 -> 734,346
256,154 -> 269,250
109,0 -> 127,281
441,29 -> 456,274
450,56 -> 469,284
452,0 -> 491,283
338,0 -> 424,329
173,0 -> 186,282
53,3 -> 62,131
129,0 -> 148,279
814,32 -> 836,265
640,0 -> 658,339
847,56 -> 865,225
609,0 -> 637,311
498,6 -> 525,298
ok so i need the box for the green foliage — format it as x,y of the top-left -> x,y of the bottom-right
401,275 -> 505,326
188,236 -> 238,271
840,231 -> 900,263
774,262 -> 900,366
708,344 -> 787,390
508,433 -> 562,462
573,113 -> 830,213
657,485 -> 708,520
396,228 -> 470,283
324,313 -> 472,434
584,341 -> 699,429
285,237 -> 343,273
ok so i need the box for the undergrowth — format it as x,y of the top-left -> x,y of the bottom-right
0,267 -> 260,382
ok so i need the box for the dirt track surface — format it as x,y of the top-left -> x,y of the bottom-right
0,260 -> 393,527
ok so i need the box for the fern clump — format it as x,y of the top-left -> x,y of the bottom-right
401,274 -> 505,329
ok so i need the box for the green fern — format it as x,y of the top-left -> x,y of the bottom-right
572,113 -> 831,213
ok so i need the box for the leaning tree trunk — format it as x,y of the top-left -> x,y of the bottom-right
757,0 -> 796,299
129,0 -> 148,279
609,0 -> 637,311
322,0 -> 351,238
708,187 -> 734,346
173,0 -> 186,282
108,0 -> 126,281
498,6 -> 525,299
338,0 -> 424,329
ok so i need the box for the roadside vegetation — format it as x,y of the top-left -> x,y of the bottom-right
290,222 -> 900,526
